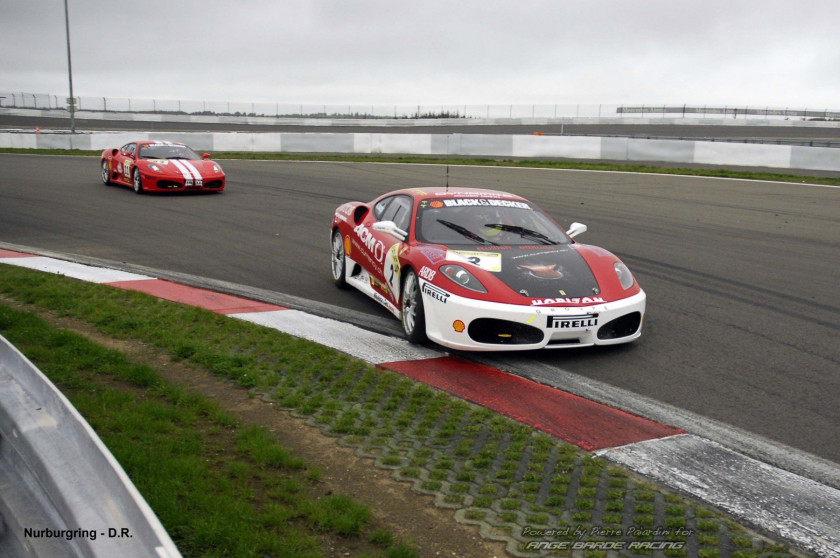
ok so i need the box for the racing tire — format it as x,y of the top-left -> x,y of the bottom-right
330,229 -> 347,288
401,269 -> 428,344
101,160 -> 111,185
132,168 -> 144,194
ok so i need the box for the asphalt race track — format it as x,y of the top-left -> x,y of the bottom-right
1,153 -> 838,468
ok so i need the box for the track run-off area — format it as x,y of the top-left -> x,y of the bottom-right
1,153 -> 838,467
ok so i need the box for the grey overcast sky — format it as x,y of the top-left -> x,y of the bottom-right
1,0 -> 838,109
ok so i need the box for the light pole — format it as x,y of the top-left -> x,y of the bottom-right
64,0 -> 76,133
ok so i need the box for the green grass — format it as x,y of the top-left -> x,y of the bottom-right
2,147 -> 839,186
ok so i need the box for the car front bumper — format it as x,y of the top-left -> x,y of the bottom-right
420,282 -> 646,351
140,172 -> 225,192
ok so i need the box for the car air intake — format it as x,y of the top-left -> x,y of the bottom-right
597,312 -> 642,340
467,318 -> 544,345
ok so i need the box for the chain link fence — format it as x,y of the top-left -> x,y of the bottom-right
2,91 -> 836,121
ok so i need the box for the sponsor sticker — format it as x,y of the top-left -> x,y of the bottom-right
446,250 -> 502,272
546,314 -> 599,329
531,297 -> 605,306
433,190 -> 516,198
370,276 -> 390,295
148,141 -> 182,147
384,243 -> 402,298
354,223 -> 386,263
419,266 -> 436,281
416,245 -> 447,264
440,198 -> 530,209
422,282 -> 450,304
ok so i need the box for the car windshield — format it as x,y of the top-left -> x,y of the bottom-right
416,197 -> 569,246
138,144 -> 200,160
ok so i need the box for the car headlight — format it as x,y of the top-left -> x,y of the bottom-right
440,264 -> 487,293
213,163 -> 222,173
146,162 -> 163,173
614,262 -> 635,289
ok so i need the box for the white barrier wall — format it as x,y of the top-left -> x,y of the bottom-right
0,334 -> 181,558
1,128 -> 839,172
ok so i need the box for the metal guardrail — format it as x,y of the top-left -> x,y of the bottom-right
0,334 -> 180,558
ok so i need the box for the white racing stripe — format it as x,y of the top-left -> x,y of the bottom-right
169,159 -> 196,186
180,159 -> 204,186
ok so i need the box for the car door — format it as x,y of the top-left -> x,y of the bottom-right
371,194 -> 413,305
114,142 -> 136,185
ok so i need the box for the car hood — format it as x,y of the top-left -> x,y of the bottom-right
148,158 -> 218,176
445,244 -> 601,299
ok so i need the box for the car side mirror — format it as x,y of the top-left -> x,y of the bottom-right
373,220 -> 407,241
566,222 -> 587,238
202,153 -> 211,159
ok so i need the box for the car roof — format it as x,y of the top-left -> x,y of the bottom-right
137,140 -> 187,147
392,187 -> 529,203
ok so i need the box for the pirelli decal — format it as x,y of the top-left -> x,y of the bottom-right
422,282 -> 450,304
547,314 -> 599,329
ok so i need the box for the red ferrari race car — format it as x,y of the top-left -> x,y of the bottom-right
330,188 -> 645,351
100,140 -> 225,193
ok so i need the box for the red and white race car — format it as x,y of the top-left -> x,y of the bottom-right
331,187 -> 645,351
100,140 -> 225,193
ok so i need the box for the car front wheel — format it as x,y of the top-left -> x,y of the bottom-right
330,229 -> 347,288
132,168 -> 144,194
401,270 -> 427,343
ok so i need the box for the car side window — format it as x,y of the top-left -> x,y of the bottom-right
121,143 -> 136,157
381,195 -> 412,232
374,196 -> 393,220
